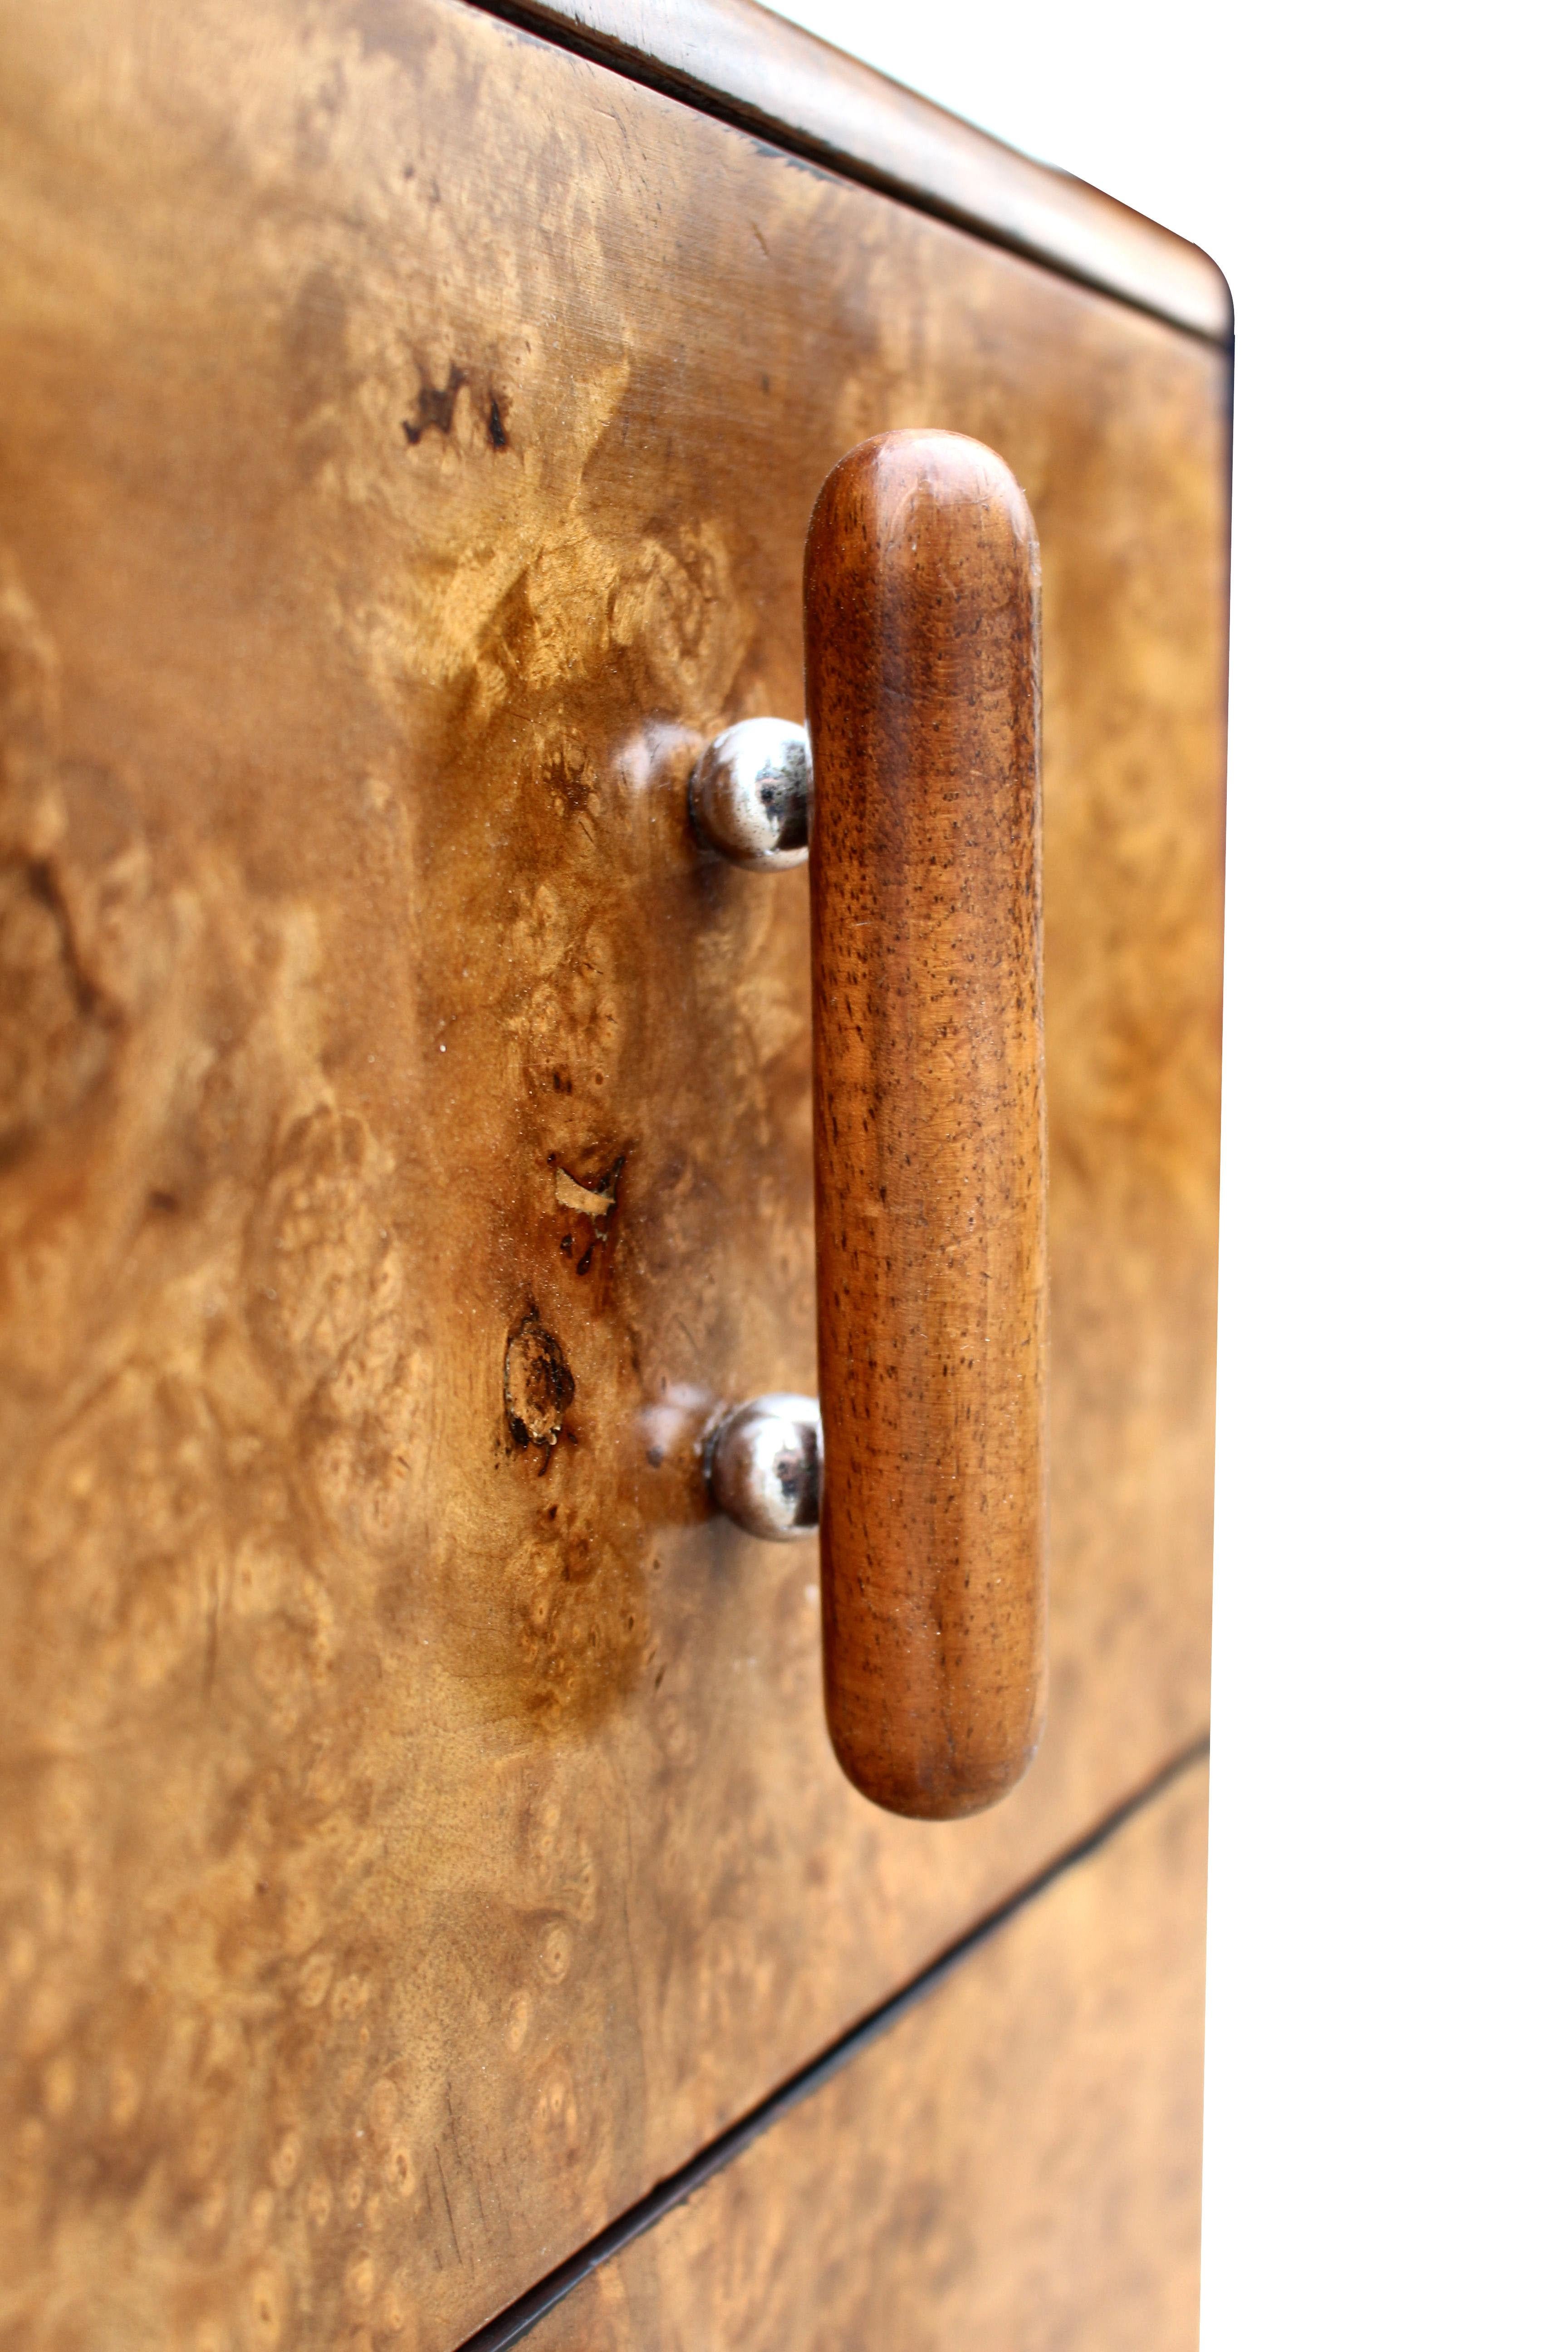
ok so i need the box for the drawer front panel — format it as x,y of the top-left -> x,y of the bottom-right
0,0 -> 1226,2340
527,1760 -> 1210,2352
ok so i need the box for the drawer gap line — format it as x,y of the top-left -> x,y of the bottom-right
458,1730 -> 1211,2349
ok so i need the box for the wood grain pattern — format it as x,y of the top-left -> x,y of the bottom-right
806,431 -> 1047,1818
0,0 -> 1228,2338
527,1758 -> 1209,2351
478,0 -> 1234,341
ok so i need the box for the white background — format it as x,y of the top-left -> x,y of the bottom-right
768,3 -> 1565,2342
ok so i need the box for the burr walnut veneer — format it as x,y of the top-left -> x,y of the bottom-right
0,0 -> 1229,2342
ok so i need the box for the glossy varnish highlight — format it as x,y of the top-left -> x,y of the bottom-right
806,432 -> 1047,1818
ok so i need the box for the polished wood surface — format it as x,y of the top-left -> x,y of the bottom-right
806,431 -> 1047,1818
0,0 -> 1228,2338
481,0 -> 1234,342
527,1758 -> 1209,2350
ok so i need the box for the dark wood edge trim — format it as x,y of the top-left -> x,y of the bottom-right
463,0 -> 1233,346
456,1732 -> 1213,2349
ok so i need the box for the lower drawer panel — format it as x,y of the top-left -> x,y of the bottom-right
526,1759 -> 1208,2351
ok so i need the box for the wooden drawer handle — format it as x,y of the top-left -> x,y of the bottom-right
700,431 -> 1048,1822
807,431 -> 1047,1821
